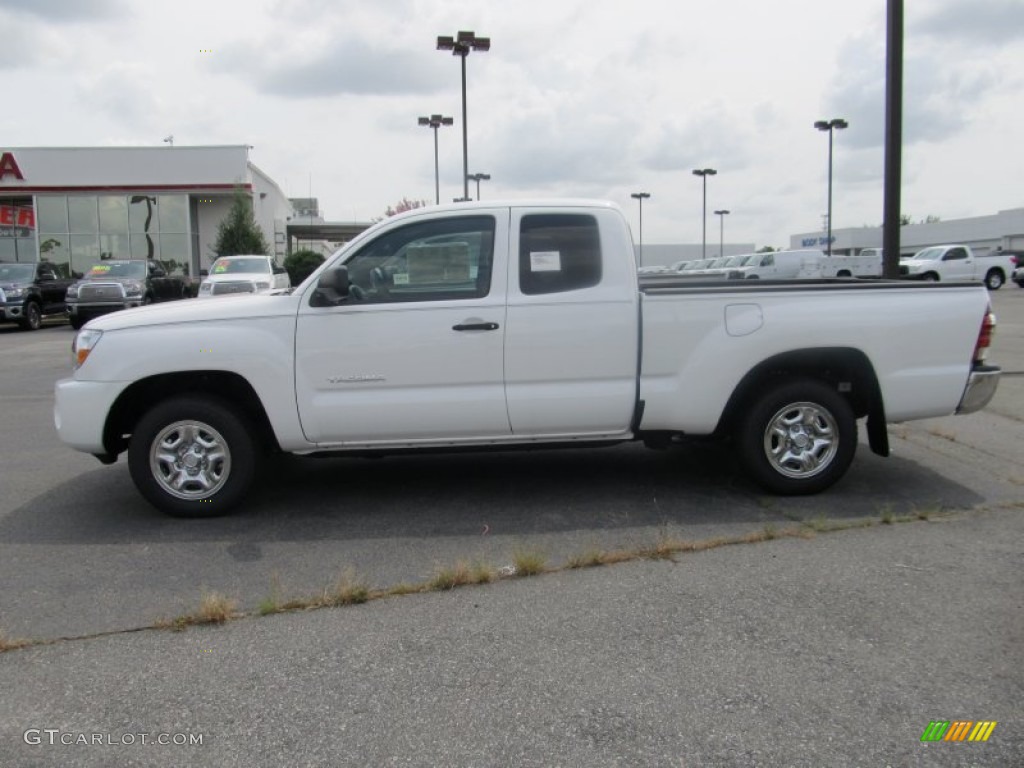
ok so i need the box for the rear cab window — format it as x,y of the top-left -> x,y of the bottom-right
518,213 -> 601,295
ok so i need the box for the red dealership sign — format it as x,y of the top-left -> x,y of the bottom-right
0,204 -> 35,238
0,152 -> 24,181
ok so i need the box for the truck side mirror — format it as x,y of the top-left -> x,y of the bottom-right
310,266 -> 351,306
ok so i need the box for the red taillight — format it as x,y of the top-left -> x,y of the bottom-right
973,309 -> 996,364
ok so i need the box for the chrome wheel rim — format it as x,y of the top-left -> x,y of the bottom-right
763,401 -> 838,479
27,304 -> 41,328
149,420 -> 231,500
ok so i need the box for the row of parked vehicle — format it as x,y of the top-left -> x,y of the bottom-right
641,245 -> 1022,289
0,254 -> 290,331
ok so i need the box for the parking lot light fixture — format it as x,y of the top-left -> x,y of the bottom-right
692,168 -> 717,259
814,118 -> 848,256
630,192 -> 651,267
467,172 -> 491,200
714,209 -> 730,259
437,30 -> 490,202
418,114 -> 454,204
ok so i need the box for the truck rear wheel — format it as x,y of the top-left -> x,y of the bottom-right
128,395 -> 258,517
984,269 -> 1004,290
737,378 -> 857,495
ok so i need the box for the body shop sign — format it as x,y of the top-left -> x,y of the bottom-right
0,205 -> 35,238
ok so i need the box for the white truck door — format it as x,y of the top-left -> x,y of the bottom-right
943,246 -> 973,281
294,211 -> 512,443
504,208 -> 639,436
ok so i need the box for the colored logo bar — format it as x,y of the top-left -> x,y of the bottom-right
921,721 -> 997,742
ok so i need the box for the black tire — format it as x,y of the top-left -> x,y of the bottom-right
128,395 -> 259,517
1016,280 -> 1024,288
69,315 -> 86,330
736,378 -> 857,495
836,270 -> 852,278
19,301 -> 42,331
984,269 -> 1004,290
142,294 -> 154,306
922,272 -> 939,282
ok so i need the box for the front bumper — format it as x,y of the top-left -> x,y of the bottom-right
67,299 -> 144,318
956,364 -> 1001,414
0,301 -> 25,321
54,377 -> 130,455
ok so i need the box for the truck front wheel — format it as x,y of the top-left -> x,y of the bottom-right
128,395 -> 258,517
737,378 -> 857,495
19,300 -> 42,331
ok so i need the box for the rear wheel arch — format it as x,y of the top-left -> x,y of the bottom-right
715,347 -> 887,455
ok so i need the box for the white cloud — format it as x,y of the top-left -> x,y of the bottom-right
2,0 -> 1020,246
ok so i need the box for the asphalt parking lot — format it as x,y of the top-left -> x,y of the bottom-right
0,287 -> 1022,766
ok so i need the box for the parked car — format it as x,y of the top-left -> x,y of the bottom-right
65,259 -> 190,329
196,254 -> 291,298
900,245 -> 1017,290
55,199 -> 999,516
0,261 -> 75,331
1001,251 -> 1024,287
728,250 -> 824,279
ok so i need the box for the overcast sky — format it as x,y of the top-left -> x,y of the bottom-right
2,0 -> 1022,248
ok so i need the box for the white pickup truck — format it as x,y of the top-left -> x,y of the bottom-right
54,201 -> 1001,517
900,245 -> 1018,290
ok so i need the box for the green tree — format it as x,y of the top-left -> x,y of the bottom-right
214,191 -> 269,256
756,246 -> 777,253
284,249 -> 325,285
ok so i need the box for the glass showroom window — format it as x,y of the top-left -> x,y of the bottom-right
68,196 -> 99,234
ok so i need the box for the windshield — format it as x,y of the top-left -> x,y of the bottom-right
211,257 -> 271,275
0,263 -> 35,282
910,248 -> 943,261
706,258 -> 729,269
86,261 -> 147,279
725,255 -> 750,267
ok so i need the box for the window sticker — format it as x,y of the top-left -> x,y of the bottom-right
89,265 -> 111,274
212,262 -> 229,273
530,251 -> 561,272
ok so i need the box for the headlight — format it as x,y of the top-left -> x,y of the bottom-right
72,329 -> 103,370
254,281 -> 271,291
198,281 -> 212,293
66,284 -> 80,298
4,287 -> 23,299
123,281 -> 143,297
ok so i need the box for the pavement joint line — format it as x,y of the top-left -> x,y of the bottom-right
4,502 -> 1020,656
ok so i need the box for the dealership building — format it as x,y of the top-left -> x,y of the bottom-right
0,145 -> 300,279
790,207 -> 1024,257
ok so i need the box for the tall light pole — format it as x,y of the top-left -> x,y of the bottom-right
814,118 -> 848,256
418,114 -> 454,204
692,168 -> 717,259
714,209 -> 730,258
630,192 -> 651,267
467,172 -> 491,200
437,30 -> 490,202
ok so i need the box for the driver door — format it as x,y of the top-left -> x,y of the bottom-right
294,210 -> 511,445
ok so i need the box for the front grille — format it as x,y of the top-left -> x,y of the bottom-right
79,283 -> 125,300
212,281 -> 255,296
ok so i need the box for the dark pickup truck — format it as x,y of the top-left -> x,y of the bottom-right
66,259 -> 190,329
0,261 -> 76,331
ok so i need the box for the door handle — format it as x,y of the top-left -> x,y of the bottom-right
453,322 -> 499,331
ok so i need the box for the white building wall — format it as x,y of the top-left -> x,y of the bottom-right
791,208 -> 1024,256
